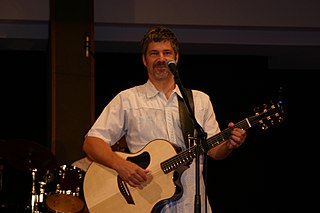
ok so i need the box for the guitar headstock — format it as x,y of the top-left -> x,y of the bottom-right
252,99 -> 286,130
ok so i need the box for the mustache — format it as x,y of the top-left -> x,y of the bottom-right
153,61 -> 167,68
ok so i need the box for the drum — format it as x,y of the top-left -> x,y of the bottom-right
46,194 -> 84,213
45,165 -> 85,213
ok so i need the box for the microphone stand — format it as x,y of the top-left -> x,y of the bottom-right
171,66 -> 207,213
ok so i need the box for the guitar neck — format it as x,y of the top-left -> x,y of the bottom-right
161,116 -> 256,174
161,101 -> 284,174
206,117 -> 253,150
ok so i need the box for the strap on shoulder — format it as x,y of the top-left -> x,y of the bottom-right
178,88 -> 194,149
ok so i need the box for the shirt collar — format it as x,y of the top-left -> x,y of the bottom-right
145,80 -> 182,99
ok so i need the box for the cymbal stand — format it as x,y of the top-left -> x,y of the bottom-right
30,168 -> 40,213
38,181 -> 46,204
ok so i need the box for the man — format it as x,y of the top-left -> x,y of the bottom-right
82,25 -> 246,213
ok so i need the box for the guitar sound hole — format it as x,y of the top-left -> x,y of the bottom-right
127,152 -> 150,169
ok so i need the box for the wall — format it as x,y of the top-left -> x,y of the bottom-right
2,0 -> 320,27
1,0 -> 320,69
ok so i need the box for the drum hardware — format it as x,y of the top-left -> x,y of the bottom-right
38,181 -> 47,203
24,165 -> 86,213
0,139 -> 88,213
45,165 -> 86,213
30,168 -> 39,213
54,165 -> 83,197
28,168 -> 50,213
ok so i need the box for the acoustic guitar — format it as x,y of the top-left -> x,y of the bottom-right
84,100 -> 285,213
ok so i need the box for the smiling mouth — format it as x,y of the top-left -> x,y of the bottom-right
155,64 -> 167,70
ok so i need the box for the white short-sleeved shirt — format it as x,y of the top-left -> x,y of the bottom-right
86,80 -> 220,213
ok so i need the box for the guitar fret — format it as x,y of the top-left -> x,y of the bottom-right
161,102 -> 284,175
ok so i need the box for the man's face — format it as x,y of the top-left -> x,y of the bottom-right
142,41 -> 178,81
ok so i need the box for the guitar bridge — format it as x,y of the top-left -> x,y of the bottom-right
117,175 -> 135,205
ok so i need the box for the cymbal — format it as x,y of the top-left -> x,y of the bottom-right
0,138 -> 58,174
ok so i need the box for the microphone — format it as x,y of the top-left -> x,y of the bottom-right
166,59 -> 178,75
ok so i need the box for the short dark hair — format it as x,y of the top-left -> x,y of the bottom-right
140,26 -> 179,55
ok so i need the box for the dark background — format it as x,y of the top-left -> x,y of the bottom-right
1,0 -> 319,212
0,50 -> 317,212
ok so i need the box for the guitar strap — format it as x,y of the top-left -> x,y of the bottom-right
178,88 -> 194,149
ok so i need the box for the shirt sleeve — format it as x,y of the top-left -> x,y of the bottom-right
86,93 -> 126,146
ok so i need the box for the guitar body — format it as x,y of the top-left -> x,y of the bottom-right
83,139 -> 184,213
